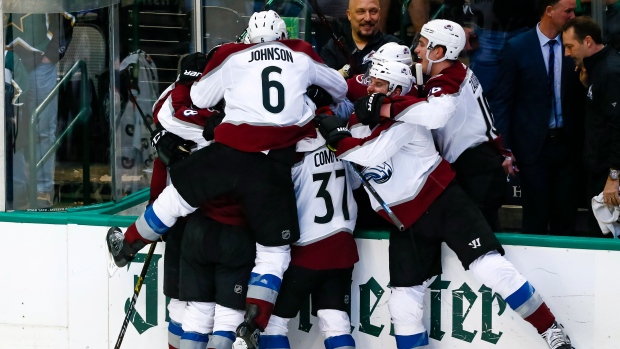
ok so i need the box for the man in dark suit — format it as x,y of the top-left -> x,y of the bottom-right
489,0 -> 585,236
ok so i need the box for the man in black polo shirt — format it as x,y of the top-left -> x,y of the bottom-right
320,0 -> 403,78
563,16 -> 620,236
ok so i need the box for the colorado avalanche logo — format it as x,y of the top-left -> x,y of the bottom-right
362,160 -> 394,184
356,74 -> 371,86
362,50 -> 376,65
444,24 -> 454,31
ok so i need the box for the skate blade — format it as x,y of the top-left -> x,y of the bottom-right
232,338 -> 250,349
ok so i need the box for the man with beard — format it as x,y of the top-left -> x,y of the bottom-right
320,0 -> 403,78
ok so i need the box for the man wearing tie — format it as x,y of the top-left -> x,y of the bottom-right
489,0 -> 586,235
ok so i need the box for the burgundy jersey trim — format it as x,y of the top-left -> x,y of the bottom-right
201,39 -> 323,79
215,122 -> 317,152
290,231 -> 359,270
376,159 -> 455,229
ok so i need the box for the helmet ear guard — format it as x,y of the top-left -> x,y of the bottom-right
246,10 -> 289,44
369,61 -> 414,96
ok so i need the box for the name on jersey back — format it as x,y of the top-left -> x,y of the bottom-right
314,149 -> 341,168
248,47 -> 294,63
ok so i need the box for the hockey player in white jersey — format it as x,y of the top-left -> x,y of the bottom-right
108,10 -> 347,349
260,129 -> 360,349
315,63 -> 575,349
390,19 -> 513,231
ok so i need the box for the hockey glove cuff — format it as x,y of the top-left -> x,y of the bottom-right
306,85 -> 334,108
354,93 -> 390,126
314,114 -> 351,152
150,124 -> 195,167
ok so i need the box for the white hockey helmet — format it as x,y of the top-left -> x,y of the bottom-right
369,60 -> 414,96
371,42 -> 413,66
246,10 -> 288,44
420,19 -> 466,61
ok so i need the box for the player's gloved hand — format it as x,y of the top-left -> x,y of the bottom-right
150,124 -> 195,167
234,304 -> 262,349
354,93 -> 390,126
338,64 -> 351,78
306,85 -> 334,108
314,113 -> 351,152
202,112 -> 225,141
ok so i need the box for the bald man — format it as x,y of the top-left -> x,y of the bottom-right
320,0 -> 403,78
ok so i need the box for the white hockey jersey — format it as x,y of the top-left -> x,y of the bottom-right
293,136 -> 359,246
336,112 -> 455,229
191,40 -> 347,153
396,62 -> 499,163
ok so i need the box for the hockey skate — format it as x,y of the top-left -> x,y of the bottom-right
233,304 -> 261,349
541,321 -> 574,349
106,227 -> 145,269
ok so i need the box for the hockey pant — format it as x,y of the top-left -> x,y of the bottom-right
389,251 -> 556,348
179,302 -> 245,349
262,310 -> 355,349
246,243 -> 291,331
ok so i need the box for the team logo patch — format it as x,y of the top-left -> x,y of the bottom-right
444,24 -> 454,31
362,50 -> 376,65
234,284 -> 243,294
362,160 -> 394,184
356,74 -> 370,86
282,230 -> 291,240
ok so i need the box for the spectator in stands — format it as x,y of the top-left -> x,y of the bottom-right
489,0 -> 586,236
576,0 -> 620,51
605,0 -> 620,50
5,13 -> 75,209
562,16 -> 620,237
320,0 -> 403,77
442,0 -> 538,92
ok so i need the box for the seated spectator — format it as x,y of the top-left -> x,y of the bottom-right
320,0 -> 403,77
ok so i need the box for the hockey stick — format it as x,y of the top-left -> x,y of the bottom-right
127,87 -> 154,134
307,0 -> 355,73
346,161 -> 405,231
414,62 -> 424,98
114,241 -> 158,349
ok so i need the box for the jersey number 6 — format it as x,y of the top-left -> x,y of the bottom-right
262,66 -> 285,113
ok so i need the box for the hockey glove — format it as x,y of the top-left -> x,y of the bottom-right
202,112 -> 225,141
314,113 -> 351,152
235,304 -> 262,349
150,124 -> 195,167
354,93 -> 390,126
306,85 -> 333,108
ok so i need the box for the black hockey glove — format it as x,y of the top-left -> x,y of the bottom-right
150,124 -> 195,167
235,304 -> 261,349
306,85 -> 333,108
202,112 -> 225,141
314,114 -> 351,152
354,93 -> 389,126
